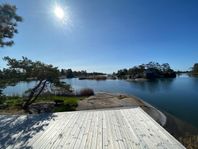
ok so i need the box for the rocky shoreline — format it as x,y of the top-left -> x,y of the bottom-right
77,92 -> 167,125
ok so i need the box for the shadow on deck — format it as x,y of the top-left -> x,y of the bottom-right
0,113 -> 57,149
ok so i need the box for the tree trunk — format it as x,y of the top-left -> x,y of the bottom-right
29,80 -> 47,105
22,80 -> 43,112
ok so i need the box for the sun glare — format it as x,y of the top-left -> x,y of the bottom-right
54,6 -> 64,19
52,3 -> 72,28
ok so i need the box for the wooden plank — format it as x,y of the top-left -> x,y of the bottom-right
102,110 -> 111,149
90,111 -> 99,149
107,110 -> 122,149
116,110 -> 135,148
49,112 -> 78,148
112,110 -> 127,149
130,108 -> 160,148
122,108 -> 151,148
29,113 -> 66,146
126,108 -> 185,149
115,109 -> 141,148
120,109 -> 149,149
55,112 -> 81,148
73,111 -> 92,149
31,114 -> 66,148
59,111 -> 83,147
103,110 -> 115,149
65,111 -> 88,148
96,110 -> 103,149
128,108 -> 168,148
134,108 -> 173,148
137,108 -> 185,148
77,112 -> 94,149
84,111 -> 98,149
38,113 -> 75,149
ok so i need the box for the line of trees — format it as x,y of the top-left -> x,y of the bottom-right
60,69 -> 106,78
114,62 -> 176,79
0,65 -> 106,82
0,68 -> 24,81
0,68 -> 24,96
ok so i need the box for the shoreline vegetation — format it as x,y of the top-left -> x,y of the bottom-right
0,88 -> 95,114
78,75 -> 107,80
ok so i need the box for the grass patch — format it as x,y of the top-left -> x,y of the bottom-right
49,96 -> 79,112
37,96 -> 80,105
0,96 -> 23,107
0,95 -> 87,113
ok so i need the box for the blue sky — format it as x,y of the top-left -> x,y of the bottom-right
0,0 -> 198,73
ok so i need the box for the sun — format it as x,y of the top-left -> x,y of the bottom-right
54,6 -> 64,19
52,3 -> 71,27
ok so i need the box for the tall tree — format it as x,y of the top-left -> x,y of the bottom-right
3,57 -> 71,112
161,63 -> 171,72
0,4 -> 22,47
65,69 -> 74,78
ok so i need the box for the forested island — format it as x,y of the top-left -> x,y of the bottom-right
114,62 -> 176,80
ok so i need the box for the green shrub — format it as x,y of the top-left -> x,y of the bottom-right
3,96 -> 22,107
53,96 -> 79,112
0,97 -> 6,104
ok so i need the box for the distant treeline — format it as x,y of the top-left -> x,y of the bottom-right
114,62 -> 176,79
0,68 -> 26,84
0,68 -> 106,81
60,69 -> 106,78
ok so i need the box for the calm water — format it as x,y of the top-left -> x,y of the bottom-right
2,74 -> 198,127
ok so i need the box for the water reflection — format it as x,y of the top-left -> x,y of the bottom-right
130,78 -> 175,94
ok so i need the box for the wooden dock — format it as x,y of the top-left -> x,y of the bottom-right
0,107 -> 185,149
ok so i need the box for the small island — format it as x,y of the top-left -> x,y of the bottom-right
114,62 -> 176,80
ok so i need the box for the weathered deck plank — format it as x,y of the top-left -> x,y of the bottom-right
0,107 -> 185,149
